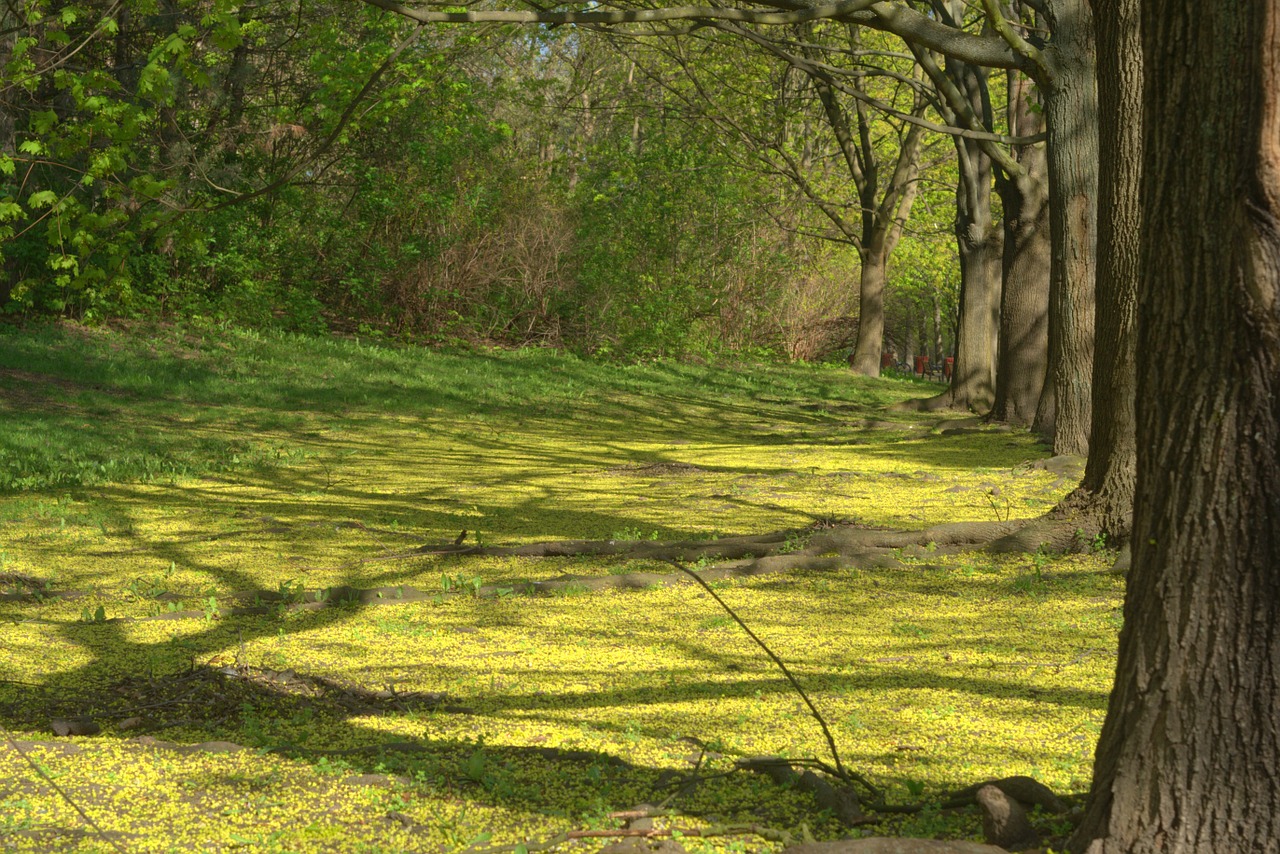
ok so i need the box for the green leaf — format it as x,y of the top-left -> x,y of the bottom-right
26,190 -> 57,209
31,110 -> 58,134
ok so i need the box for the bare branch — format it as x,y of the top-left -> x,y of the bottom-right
717,21 -> 1042,144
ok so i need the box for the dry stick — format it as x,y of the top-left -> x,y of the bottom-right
660,558 -> 882,802
0,721 -> 129,854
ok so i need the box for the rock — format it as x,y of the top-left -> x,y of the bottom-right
785,840 -> 1006,854
945,776 -> 1068,814
798,769 -> 865,826
976,785 -> 1039,851
50,717 -> 99,737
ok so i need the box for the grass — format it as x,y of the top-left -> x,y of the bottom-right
0,320 -> 1120,852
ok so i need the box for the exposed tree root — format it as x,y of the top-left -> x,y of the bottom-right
412,530 -> 800,561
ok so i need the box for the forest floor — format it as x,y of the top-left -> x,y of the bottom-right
0,322 -> 1121,853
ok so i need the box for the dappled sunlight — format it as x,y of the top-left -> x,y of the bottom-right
0,326 -> 1114,852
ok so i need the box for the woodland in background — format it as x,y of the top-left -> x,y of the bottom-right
0,1 -> 960,363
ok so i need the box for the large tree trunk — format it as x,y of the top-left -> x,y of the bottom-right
1034,0 -> 1097,455
992,71 -> 1050,426
1070,0 -> 1280,849
1053,0 -> 1139,543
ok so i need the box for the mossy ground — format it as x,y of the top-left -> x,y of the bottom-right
0,323 -> 1121,852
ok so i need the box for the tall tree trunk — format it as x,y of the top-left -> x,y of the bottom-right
1070,0 -> 1280,849
1053,0 -> 1139,543
992,71 -> 1050,426
898,49 -> 1000,409
1034,0 -> 1097,455
847,110 -> 926,378
947,133 -> 1001,411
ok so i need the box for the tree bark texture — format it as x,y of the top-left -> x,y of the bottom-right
1034,0 -> 1097,455
993,71 -> 1050,426
906,48 -> 1001,410
1070,0 -> 1280,849
1056,0 -> 1140,542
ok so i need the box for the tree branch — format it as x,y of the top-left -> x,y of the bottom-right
978,0 -> 1044,65
359,0 -> 881,26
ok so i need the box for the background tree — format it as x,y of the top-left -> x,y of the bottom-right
637,19 -> 940,374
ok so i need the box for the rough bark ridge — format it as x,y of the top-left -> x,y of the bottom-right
992,70 -> 1050,427
937,59 -> 1001,413
1070,0 -> 1280,849
1033,0 -> 1097,456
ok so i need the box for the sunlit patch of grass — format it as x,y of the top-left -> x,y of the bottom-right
0,322 -> 1109,851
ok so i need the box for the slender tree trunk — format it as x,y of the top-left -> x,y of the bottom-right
1034,0 -> 1097,455
932,290 -> 943,364
1053,0 -> 1139,543
992,72 -> 1050,426
1070,0 -> 1280,849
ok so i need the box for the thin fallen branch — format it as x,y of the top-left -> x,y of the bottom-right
661,557 -> 882,802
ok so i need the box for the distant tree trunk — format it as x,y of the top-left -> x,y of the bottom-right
1069,0 -> 1280,849
992,71 -> 1050,426
850,241 -> 889,376
1053,0 -> 1139,543
898,52 -> 1000,409
932,290 -> 944,365
841,47 -> 926,378
1033,0 -> 1097,455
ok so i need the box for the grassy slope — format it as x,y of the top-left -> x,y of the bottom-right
0,322 -> 1120,853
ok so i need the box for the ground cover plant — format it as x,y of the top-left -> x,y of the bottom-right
0,322 -> 1121,853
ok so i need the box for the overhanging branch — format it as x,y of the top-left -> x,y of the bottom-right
358,0 -> 880,26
